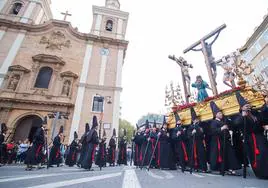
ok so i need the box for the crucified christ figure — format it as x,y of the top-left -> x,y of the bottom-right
191,31 -> 221,84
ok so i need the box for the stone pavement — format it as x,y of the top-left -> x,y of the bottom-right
0,164 -> 267,188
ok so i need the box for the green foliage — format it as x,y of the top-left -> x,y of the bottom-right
119,118 -> 134,143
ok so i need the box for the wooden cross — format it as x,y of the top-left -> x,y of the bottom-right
168,55 -> 193,103
61,11 -> 72,21
183,24 -> 226,95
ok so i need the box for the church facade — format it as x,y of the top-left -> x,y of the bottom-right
0,0 -> 129,143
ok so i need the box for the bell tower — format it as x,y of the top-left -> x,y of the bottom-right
91,0 -> 129,40
0,0 -> 53,24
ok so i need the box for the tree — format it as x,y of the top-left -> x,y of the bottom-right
119,118 -> 134,144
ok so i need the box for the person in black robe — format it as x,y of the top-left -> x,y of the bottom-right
117,129 -> 127,165
49,126 -> 63,167
77,123 -> 89,167
133,125 -> 144,167
148,121 -> 158,168
25,119 -> 46,170
259,93 -> 268,140
140,120 -> 152,167
96,130 -> 107,170
0,123 -> 7,166
171,116 -> 189,172
187,107 -> 208,172
157,121 -> 176,170
209,101 -> 241,175
108,128 -> 116,166
65,131 -> 79,167
81,116 -> 99,170
233,92 -> 268,179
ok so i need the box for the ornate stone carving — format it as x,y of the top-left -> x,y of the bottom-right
106,0 -> 120,10
61,80 -> 71,96
8,65 -> 30,73
40,31 -> 71,50
7,74 -> 20,91
32,54 -> 65,66
60,71 -> 78,78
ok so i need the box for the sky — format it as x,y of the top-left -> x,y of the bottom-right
51,0 -> 268,125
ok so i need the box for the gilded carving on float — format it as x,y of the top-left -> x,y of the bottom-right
40,31 -> 71,50
167,87 -> 265,129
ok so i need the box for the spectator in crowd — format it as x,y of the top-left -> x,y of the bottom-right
17,139 -> 29,164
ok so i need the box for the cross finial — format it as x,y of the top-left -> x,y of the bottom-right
61,10 -> 72,21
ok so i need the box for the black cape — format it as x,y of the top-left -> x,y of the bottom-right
187,123 -> 207,171
65,140 -> 79,167
209,119 -> 241,171
95,140 -> 106,167
133,132 -> 144,166
107,137 -> 116,165
234,113 -> 268,179
49,135 -> 62,165
81,129 -> 99,170
77,132 -> 87,165
157,129 -> 176,170
117,139 -> 127,165
171,126 -> 189,170
25,128 -> 45,165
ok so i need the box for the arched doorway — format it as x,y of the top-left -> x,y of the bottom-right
13,115 -> 43,143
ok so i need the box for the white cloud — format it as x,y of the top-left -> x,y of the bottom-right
51,0 -> 268,124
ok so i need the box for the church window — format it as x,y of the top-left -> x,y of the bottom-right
92,96 -> 104,112
10,2 -> 23,15
105,20 -> 113,32
34,67 -> 53,89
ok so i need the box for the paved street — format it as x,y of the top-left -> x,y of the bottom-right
0,164 -> 267,188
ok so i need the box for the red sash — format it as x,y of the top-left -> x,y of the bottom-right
91,144 -> 97,161
194,141 -> 198,167
181,142 -> 188,162
251,133 -> 260,169
112,148 -> 115,161
157,142 -> 160,166
217,137 -> 223,163
36,144 -> 42,157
